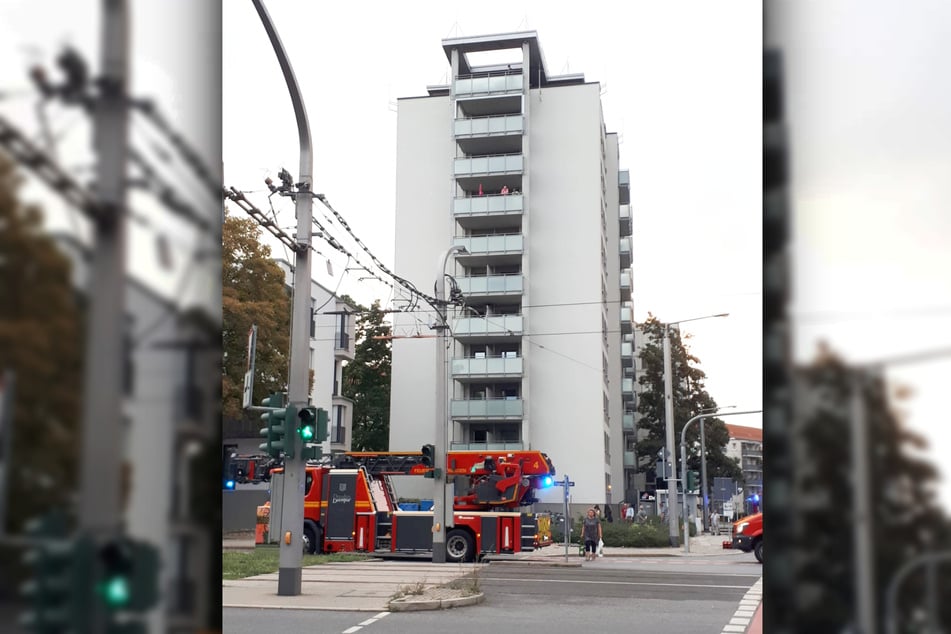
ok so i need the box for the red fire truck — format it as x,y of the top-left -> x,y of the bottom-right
276,449 -> 556,562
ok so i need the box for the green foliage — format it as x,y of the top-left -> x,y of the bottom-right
221,209 -> 290,435
342,300 -> 391,451
634,315 -> 742,485
793,352 -> 951,631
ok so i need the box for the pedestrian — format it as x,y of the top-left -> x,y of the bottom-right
582,508 -> 602,561
636,504 -> 648,524
593,504 -> 601,519
625,504 -> 636,522
710,511 -> 720,535
604,504 -> 613,523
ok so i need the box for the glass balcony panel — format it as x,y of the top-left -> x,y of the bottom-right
620,271 -> 632,289
624,451 -> 636,467
452,314 -> 523,336
621,306 -> 632,324
454,119 -> 472,136
451,441 -> 524,451
451,398 -> 524,418
451,356 -> 523,376
454,78 -> 472,94
457,274 -> 523,296
623,413 -> 635,431
622,377 -> 634,393
472,76 -> 490,93
488,75 -> 507,92
453,234 -> 523,255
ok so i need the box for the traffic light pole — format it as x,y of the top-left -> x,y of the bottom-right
252,0 -> 313,596
679,409 -> 761,553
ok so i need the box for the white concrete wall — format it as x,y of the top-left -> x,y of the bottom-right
389,95 -> 452,457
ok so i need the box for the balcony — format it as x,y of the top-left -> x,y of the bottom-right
620,304 -> 633,335
619,237 -> 631,269
457,274 -> 523,302
455,115 -> 523,155
451,398 -> 523,420
333,329 -> 354,361
453,314 -> 523,342
454,72 -> 523,97
620,270 -> 632,302
619,170 -> 630,205
454,153 -> 523,193
623,412 -> 634,432
621,341 -> 633,368
623,451 -> 636,468
451,441 -> 524,451
619,204 -> 632,237
453,193 -> 523,231
453,233 -> 523,267
622,377 -> 634,403
451,355 -> 523,379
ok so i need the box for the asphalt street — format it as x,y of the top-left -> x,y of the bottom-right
223,553 -> 762,634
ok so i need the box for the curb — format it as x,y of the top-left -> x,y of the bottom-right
387,592 -> 485,612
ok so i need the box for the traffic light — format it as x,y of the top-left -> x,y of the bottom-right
259,393 -> 291,459
421,444 -> 439,478
298,406 -> 328,460
20,512 -> 91,633
95,537 -> 160,633
687,470 -> 700,492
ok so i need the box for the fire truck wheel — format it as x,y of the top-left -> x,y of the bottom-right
303,524 -> 321,555
754,539 -> 763,564
446,529 -> 474,563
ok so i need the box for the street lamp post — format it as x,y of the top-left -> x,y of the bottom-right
680,410 -> 761,553
432,245 -> 466,563
662,313 -> 728,547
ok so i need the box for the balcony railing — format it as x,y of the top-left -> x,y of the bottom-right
620,271 -> 632,301
451,398 -> 523,419
335,330 -> 350,351
620,305 -> 633,334
622,377 -> 634,402
621,341 -> 633,367
457,274 -> 523,296
624,451 -> 636,467
451,355 -> 523,377
331,426 -> 345,445
450,441 -> 524,451
452,314 -> 523,337
619,204 -> 632,236
454,114 -> 523,137
623,412 -> 634,432
453,233 -> 523,256
454,154 -> 523,177
619,237 -> 631,269
454,72 -> 523,96
453,193 -> 523,216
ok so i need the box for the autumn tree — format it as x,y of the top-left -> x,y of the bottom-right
342,300 -> 391,451
221,209 -> 290,437
634,314 -> 742,487
0,154 -> 83,594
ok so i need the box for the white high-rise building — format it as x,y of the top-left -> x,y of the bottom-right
389,31 -> 633,511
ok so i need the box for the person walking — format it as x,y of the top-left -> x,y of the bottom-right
710,510 -> 720,535
582,508 -> 602,562
604,504 -> 613,523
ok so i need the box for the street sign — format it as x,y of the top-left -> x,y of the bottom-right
723,501 -> 734,519
242,325 -> 258,409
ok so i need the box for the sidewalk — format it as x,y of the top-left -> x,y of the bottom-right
222,534 -> 758,613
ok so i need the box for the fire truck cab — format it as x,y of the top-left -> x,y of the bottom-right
280,449 -> 556,562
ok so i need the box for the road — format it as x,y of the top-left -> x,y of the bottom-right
223,553 -> 762,634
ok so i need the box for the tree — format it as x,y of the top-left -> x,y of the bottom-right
221,209 -> 290,436
0,154 -> 83,594
792,348 -> 951,632
342,300 -> 391,451
634,314 -> 742,487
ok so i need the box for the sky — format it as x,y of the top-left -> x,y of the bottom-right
219,0 -> 764,431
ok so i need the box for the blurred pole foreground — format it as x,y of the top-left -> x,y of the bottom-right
78,0 -> 128,537
251,0 -> 312,596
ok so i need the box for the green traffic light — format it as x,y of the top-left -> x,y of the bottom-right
101,575 -> 131,607
300,425 -> 314,440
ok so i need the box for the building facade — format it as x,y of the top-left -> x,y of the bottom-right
274,259 -> 356,456
725,423 -> 764,514
389,32 -> 633,510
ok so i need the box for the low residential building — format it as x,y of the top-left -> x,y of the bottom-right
725,423 -> 763,514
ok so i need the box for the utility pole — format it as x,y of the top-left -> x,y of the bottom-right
252,0 -> 313,596
79,0 -> 128,539
850,371 -> 875,634
698,404 -> 734,532
432,245 -> 466,563
662,327 -> 679,547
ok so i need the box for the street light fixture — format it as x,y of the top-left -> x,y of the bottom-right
661,313 -> 728,547
432,245 -> 467,563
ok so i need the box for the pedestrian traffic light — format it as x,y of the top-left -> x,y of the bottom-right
94,536 -> 159,634
259,393 -> 290,459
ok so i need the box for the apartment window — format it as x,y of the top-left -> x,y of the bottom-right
331,404 -> 345,444
471,427 -> 488,443
497,427 -> 520,443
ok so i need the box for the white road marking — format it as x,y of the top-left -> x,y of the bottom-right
348,609 -> 390,632
487,577 -> 751,589
343,628 -> 362,634
720,577 -> 763,634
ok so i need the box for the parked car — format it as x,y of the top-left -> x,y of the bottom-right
731,512 -> 763,563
